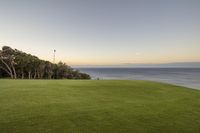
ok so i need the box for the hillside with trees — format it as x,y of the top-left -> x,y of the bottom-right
0,46 -> 90,79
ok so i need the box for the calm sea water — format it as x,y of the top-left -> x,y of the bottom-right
78,68 -> 200,90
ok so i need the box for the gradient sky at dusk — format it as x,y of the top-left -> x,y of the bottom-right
0,0 -> 200,65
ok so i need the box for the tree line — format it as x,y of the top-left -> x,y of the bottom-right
0,46 -> 91,79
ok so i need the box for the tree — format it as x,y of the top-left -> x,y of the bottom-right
44,61 -> 53,79
0,46 -> 16,79
0,46 -> 91,80
37,60 -> 45,79
14,50 -> 27,79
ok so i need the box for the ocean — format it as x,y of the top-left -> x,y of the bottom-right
78,68 -> 200,90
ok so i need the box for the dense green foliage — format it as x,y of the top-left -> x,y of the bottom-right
0,46 -> 90,79
0,80 -> 200,133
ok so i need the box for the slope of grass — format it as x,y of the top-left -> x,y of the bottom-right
0,80 -> 200,133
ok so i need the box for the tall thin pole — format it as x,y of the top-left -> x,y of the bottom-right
53,50 -> 56,64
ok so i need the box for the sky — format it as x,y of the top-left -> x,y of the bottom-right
0,0 -> 200,66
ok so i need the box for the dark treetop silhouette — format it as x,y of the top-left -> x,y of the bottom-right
0,46 -> 90,79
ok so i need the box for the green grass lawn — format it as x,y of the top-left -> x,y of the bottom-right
0,80 -> 200,133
